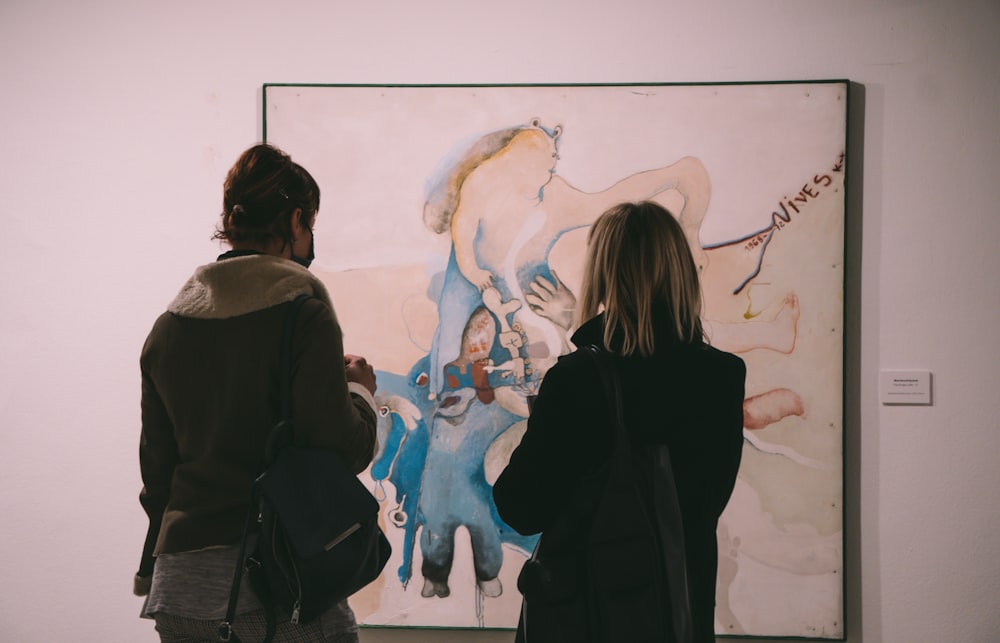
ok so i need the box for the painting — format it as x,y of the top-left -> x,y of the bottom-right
263,82 -> 847,638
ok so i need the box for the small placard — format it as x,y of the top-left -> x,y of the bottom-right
880,370 -> 932,405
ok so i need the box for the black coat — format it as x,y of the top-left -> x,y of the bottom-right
493,314 -> 746,642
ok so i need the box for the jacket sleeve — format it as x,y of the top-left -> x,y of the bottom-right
713,354 -> 747,516
136,322 -> 179,592
292,298 -> 378,474
687,353 -> 747,521
492,352 -> 607,535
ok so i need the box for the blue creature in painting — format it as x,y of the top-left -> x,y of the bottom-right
371,358 -> 537,603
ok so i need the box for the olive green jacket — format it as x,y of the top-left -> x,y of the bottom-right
136,254 -> 377,586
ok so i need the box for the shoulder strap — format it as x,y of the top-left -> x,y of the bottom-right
219,293 -> 311,643
582,346 -> 632,475
264,294 -> 312,463
278,293 -> 312,421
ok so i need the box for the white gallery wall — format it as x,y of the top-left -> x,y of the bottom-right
1,1 -> 997,642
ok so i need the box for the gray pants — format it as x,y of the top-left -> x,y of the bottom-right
153,611 -> 360,643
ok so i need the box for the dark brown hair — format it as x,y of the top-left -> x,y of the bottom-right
214,143 -> 320,249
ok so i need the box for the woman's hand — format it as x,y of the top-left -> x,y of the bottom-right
345,354 -> 377,394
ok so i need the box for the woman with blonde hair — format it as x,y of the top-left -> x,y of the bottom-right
493,201 -> 746,642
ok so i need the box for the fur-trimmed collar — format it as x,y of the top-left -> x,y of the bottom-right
168,254 -> 333,319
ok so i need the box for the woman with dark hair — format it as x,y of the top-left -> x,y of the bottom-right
493,201 -> 746,642
134,143 -> 379,642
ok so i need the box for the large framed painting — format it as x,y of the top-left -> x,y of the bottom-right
263,81 -> 848,639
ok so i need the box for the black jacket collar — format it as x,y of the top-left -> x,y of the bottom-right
571,312 -> 702,357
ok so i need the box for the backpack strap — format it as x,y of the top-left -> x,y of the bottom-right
582,345 -> 693,643
219,294 -> 311,643
279,294 -> 311,421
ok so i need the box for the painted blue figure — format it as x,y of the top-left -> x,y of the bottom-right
408,121 -> 575,603
375,118 -> 714,612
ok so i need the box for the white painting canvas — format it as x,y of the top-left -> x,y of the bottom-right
264,81 -> 847,638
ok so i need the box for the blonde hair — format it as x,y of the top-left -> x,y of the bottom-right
577,201 -> 704,356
